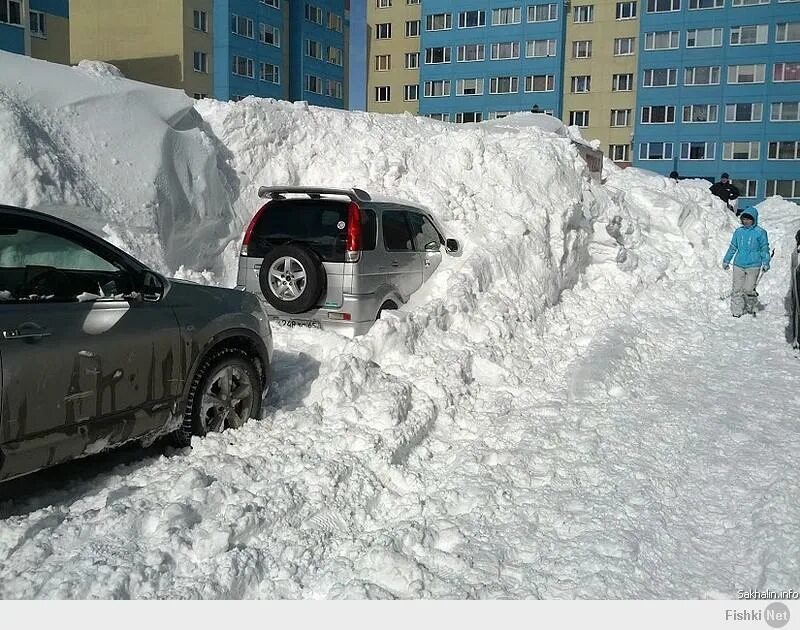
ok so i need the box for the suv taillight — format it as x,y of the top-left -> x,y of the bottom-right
241,202 -> 269,256
345,202 -> 361,262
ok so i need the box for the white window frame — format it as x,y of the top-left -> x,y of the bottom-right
405,52 -> 420,69
457,44 -> 485,62
688,0 -> 723,7
425,47 -> 451,64
405,20 -> 420,37
525,74 -> 556,92
573,5 -> 594,22
193,51 -> 208,73
686,27 -> 722,48
733,179 -> 758,197
722,141 -> 761,160
572,40 -> 593,58
404,85 -> 419,101
0,0 -> 22,26
610,144 -> 631,161
376,23 -> 392,39
682,104 -> 718,123
424,80 -> 451,97
426,113 -> 450,122
260,62 -> 280,84
569,110 -> 590,127
776,23 -> 800,43
725,103 -> 763,122
610,109 -> 632,127
259,24 -> 281,47
730,25 -> 769,45
612,73 -> 634,91
526,39 -> 557,57
261,0 -> 280,7
768,141 -> 800,160
646,0 -> 680,12
643,68 -> 678,87
644,31 -> 680,50
456,78 -> 485,96
489,76 -> 519,94
528,4 -> 558,22
306,39 -> 322,60
29,9 -> 46,37
684,66 -> 721,85
232,55 -> 254,78
377,0 -> 392,7
375,54 -> 391,71
641,105 -> 676,123
766,180 -> 800,198
375,86 -> 391,103
426,13 -> 452,30
491,41 -> 521,60
231,14 -> 254,39
773,63 -> 800,82
616,1 -> 638,19
455,112 -> 483,124
680,142 -> 716,160
614,37 -> 635,55
570,75 -> 592,93
639,142 -> 674,160
727,64 -> 766,84
732,0 -> 769,5
492,7 -> 522,24
327,46 -> 343,66
459,10 -> 486,28
770,102 -> 800,121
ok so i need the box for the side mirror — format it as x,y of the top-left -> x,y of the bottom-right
141,271 -> 165,302
445,238 -> 461,255
424,241 -> 441,253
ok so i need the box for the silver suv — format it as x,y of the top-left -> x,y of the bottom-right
0,205 -> 273,482
235,187 -> 461,335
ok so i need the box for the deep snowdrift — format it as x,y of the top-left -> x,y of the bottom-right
1,54 -> 799,599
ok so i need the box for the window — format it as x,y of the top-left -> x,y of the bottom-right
326,80 -> 343,99
459,10 -> 486,27
639,142 -> 674,160
569,110 -> 590,127
733,180 -> 758,197
424,80 -> 451,97
404,85 -> 419,101
193,51 -> 208,73
405,52 -> 419,68
328,46 -> 343,66
774,63 -> 800,82
455,112 -> 483,123
375,54 -> 391,71
456,78 -> 485,95
231,14 -> 254,38
777,23 -> 800,43
377,0 -> 392,7
732,0 -> 769,5
574,5 -> 594,22
407,213 -> 445,252
526,74 -> 556,91
232,55 -> 254,78
488,111 -> 512,120
528,4 -> 558,21
616,1 -> 637,18
683,104 -> 718,122
260,24 -> 280,46
728,64 -> 766,84
722,141 -> 760,160
685,66 -> 721,85
0,0 -> 21,25
614,37 -> 635,55
305,4 -> 324,24
766,180 -> 800,198
689,0 -> 723,7
192,9 -> 207,32
730,25 -> 768,45
407,0 -> 421,3
644,31 -> 680,50
768,141 -> 800,160
571,75 -> 591,92
680,142 -> 715,160
572,40 -> 593,58
725,103 -> 763,122
375,86 -> 391,102
29,10 -> 46,37
612,73 -> 634,91
328,12 -> 343,31
493,7 -> 521,24
426,113 -> 450,121
610,144 -> 631,162
405,20 -> 420,37
376,23 -> 391,38
686,28 -> 722,47
457,44 -> 485,62
526,39 -> 556,57
426,13 -> 452,30
382,211 -> 414,251
610,109 -> 632,126
641,105 -> 676,123
643,68 -> 677,87
425,47 -> 451,64
490,76 -> 519,94
771,102 -> 800,121
647,0 -> 680,11
260,62 -> 280,84
491,42 -> 520,60
261,0 -> 280,7
193,93 -> 208,100
306,39 -> 322,59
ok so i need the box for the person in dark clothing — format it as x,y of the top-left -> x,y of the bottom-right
669,170 -> 680,181
710,173 -> 741,213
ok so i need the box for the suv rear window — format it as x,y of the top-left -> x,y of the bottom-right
250,200 -> 375,262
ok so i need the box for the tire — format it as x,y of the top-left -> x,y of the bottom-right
259,244 -> 324,314
173,347 -> 263,443
376,300 -> 398,321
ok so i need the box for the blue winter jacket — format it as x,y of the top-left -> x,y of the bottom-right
723,206 -> 770,270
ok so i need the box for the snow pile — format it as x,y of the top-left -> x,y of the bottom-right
0,51 -> 237,275
1,54 -> 800,599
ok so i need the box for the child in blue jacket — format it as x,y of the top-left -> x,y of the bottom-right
722,206 -> 770,317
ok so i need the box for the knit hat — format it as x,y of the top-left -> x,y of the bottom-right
721,172 -> 730,179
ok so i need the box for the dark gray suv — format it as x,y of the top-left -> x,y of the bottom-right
0,205 -> 273,482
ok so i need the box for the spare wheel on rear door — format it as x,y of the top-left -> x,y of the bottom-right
259,244 -> 325,314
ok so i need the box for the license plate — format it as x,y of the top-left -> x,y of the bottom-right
277,318 -> 321,330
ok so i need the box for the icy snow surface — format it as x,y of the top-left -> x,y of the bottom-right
1,54 -> 799,599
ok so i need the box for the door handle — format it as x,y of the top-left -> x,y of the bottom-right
3,323 -> 52,341
390,261 -> 400,268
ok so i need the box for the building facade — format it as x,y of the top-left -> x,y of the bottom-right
69,0 -> 349,108
633,0 -> 800,203
366,0 -> 422,114
1,0 -> 69,63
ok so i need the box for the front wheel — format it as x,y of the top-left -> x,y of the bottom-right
175,348 -> 263,443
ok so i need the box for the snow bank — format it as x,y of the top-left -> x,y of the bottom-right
1,53 -> 800,600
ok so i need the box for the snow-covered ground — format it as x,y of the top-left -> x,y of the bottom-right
1,53 -> 799,599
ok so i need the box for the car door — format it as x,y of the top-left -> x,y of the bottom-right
407,210 -> 445,284
380,208 -> 423,300
0,214 -> 181,475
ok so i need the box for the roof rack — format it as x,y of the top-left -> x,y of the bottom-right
257,186 -> 372,203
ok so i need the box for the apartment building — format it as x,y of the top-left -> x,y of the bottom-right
563,0 -> 639,165
634,0 -> 800,203
367,0 -> 422,114
417,2 -> 566,122
1,0 -> 69,64
69,0 -> 349,108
